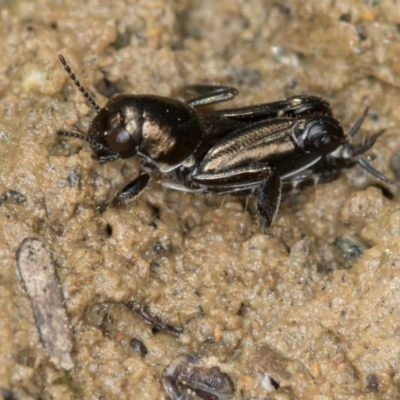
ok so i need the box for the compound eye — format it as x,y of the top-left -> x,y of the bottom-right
106,127 -> 135,155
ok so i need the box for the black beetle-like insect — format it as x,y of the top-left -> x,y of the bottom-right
57,55 -> 391,251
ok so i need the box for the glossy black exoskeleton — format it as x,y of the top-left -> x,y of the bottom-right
57,55 -> 391,252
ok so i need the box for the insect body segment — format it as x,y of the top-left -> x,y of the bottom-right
88,94 -> 209,168
57,55 -> 390,252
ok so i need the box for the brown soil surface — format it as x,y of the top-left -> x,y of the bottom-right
1,1 -> 400,399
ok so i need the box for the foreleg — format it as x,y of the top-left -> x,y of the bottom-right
98,173 -> 151,212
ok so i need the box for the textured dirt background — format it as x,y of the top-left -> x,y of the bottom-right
1,1 -> 400,399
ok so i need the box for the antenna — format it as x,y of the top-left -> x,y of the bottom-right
57,129 -> 105,153
58,54 -> 101,113
57,129 -> 93,144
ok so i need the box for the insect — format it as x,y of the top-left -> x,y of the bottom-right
57,54 -> 391,252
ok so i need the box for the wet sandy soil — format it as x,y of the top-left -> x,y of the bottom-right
1,1 -> 400,399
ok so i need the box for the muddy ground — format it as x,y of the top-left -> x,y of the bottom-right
1,1 -> 400,399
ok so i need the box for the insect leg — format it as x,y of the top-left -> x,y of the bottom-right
281,158 -> 342,194
256,173 -> 290,253
98,173 -> 151,212
111,173 -> 151,205
211,95 -> 333,122
192,163 -> 273,187
185,85 -> 238,108
193,164 -> 289,252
